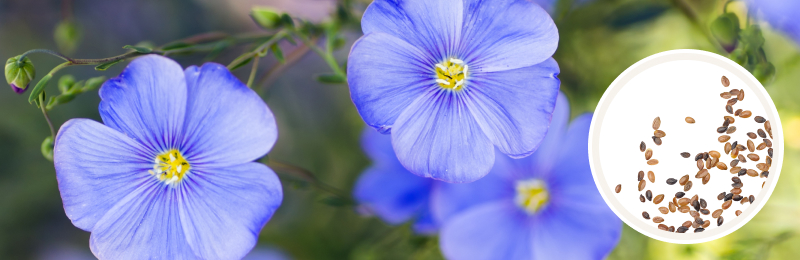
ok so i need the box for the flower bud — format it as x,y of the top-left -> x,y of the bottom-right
251,7 -> 283,30
5,55 -> 35,94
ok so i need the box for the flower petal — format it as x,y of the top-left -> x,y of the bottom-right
347,32 -> 437,133
362,0 -> 463,60
54,119 -> 154,231
530,198 -> 620,260
90,184 -> 195,260
460,0 -> 558,72
353,164 -> 432,225
529,113 -> 620,259
391,90 -> 494,183
430,166 -> 513,223
439,200 -> 532,260
98,55 -> 187,153
466,58 -> 560,158
179,162 -> 283,260
181,63 -> 278,167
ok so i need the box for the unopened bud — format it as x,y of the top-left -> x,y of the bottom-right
5,55 -> 36,94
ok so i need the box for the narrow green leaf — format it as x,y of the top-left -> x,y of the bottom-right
271,44 -> 285,63
95,60 -> 123,71
228,57 -> 254,71
161,41 -> 193,51
315,73 -> 346,84
28,74 -> 53,104
123,45 -> 153,54
57,75 -> 76,94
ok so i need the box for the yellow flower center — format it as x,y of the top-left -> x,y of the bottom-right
435,58 -> 468,91
149,149 -> 190,185
515,179 -> 549,214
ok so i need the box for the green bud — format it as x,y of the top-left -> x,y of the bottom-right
740,25 -> 765,52
752,62 -> 776,85
710,13 -> 740,53
41,136 -> 54,161
58,75 -> 76,94
251,7 -> 283,30
54,19 -> 82,55
83,76 -> 106,91
5,55 -> 36,94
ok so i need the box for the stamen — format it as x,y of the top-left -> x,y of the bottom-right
450,58 -> 464,64
152,149 -> 190,186
435,64 -> 448,71
463,65 -> 468,76
454,80 -> 464,89
436,79 -> 450,85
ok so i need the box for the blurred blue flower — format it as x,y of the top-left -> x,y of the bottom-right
353,127 -> 436,234
242,246 -> 291,260
54,55 -> 283,260
347,0 -> 561,183
431,93 -> 621,260
748,0 -> 800,44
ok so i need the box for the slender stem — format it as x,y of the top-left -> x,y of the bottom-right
258,41 -> 312,92
39,94 -> 56,138
247,55 -> 260,88
19,49 -> 72,63
266,160 -> 352,202
292,31 -> 346,77
227,30 -> 289,70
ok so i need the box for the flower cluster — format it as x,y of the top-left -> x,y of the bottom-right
355,93 -> 622,259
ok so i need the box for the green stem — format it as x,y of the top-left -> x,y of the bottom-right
19,49 -> 71,63
247,54 -> 260,88
227,30 -> 289,70
39,93 -> 56,138
266,160 -> 352,202
292,30 -> 346,77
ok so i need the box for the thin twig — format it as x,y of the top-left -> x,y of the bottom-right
247,54 -> 261,88
266,160 -> 352,202
39,94 -> 56,138
257,41 -> 312,92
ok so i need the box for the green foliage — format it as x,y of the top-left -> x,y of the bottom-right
711,12 -> 741,52
123,45 -> 153,54
251,7 -> 284,30
95,59 -> 123,71
40,136 -> 53,162
315,73 -> 347,84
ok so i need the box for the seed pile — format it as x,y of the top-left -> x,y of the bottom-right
615,75 -> 775,234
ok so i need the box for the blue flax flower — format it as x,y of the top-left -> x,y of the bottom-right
353,127 -> 436,234
54,55 -> 282,260
347,0 -> 561,183
431,93 -> 621,259
748,0 -> 800,44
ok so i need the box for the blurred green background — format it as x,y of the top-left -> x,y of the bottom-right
0,0 -> 798,259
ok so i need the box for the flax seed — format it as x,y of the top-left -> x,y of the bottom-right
747,132 -> 757,139
654,130 -> 666,138
737,144 -> 746,151
716,162 -> 728,170
735,109 -> 742,116
747,169 -> 758,177
700,209 -> 710,215
749,195 -> 755,203
678,198 -> 690,206
727,98 -> 738,105
726,105 -> 733,114
741,196 -> 749,204
722,76 -> 730,86
738,89 -> 744,100
723,200 -> 732,209
638,171 -> 644,181
755,116 -> 766,123
725,193 -> 733,201
667,178 -> 677,185
638,180 -> 646,191
645,149 -> 653,160
654,194 -> 664,204
718,135 -> 731,143
735,210 -> 742,216
697,159 -> 704,170
730,166 -> 741,174
684,181 -> 693,191
761,171 -> 769,178
640,194 -> 646,202
682,221 -> 692,228
647,159 -> 659,165
679,175 -> 690,186
731,188 -> 741,194
717,126 -> 728,133
725,142 -> 732,154
748,153 -> 760,161
738,168 -> 747,177
676,192 -> 685,198
677,226 -> 688,233
717,192 -> 726,200
758,129 -> 767,138
764,139 -> 772,148
725,116 -> 736,124
642,211 -> 650,219
679,205 -> 690,213
713,209 -> 723,218
669,202 -> 676,213
685,117 -> 696,123
732,195 -> 743,201
696,169 -> 709,179
615,184 -> 621,193
739,110 -> 752,118
726,126 -> 737,134
738,154 -> 747,163
681,152 -> 691,158
648,171 -> 655,183
730,89 -> 740,95
757,142 -> 767,150
709,151 -> 720,158
652,117 -> 660,130
652,136 -> 662,145
659,207 -> 669,214
769,148 -> 773,158
720,92 -> 732,99
646,190 -> 653,201
717,217 -> 724,226
731,160 -> 739,167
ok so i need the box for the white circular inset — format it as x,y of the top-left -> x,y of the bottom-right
588,50 -> 783,244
